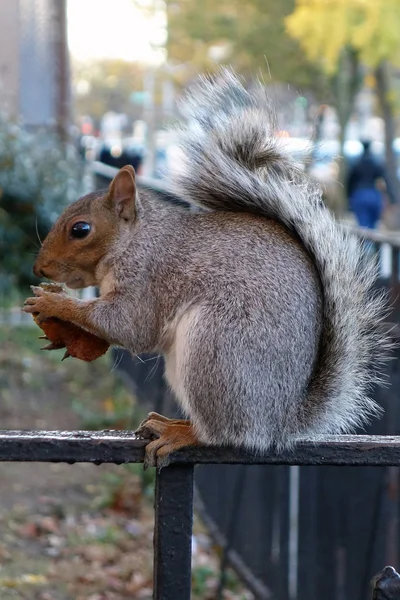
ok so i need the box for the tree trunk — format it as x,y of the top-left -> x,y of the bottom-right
375,61 -> 400,204
332,48 -> 362,215
336,125 -> 348,215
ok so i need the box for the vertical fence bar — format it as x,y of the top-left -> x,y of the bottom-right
216,464 -> 247,599
153,464 -> 194,600
288,466 -> 300,600
276,466 -> 290,600
390,246 -> 399,294
375,242 -> 382,278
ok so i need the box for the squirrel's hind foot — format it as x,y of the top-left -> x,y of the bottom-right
135,413 -> 198,469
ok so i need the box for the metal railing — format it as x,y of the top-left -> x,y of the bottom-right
1,431 -> 400,599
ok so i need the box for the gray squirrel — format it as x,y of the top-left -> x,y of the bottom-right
25,69 -> 390,467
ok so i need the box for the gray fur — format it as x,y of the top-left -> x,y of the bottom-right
44,69 -> 391,452
166,68 -> 391,443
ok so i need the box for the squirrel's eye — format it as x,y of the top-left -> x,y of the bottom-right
70,221 -> 91,239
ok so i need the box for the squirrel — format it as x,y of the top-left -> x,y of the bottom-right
24,69 -> 390,468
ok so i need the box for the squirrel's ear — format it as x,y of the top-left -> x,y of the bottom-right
108,166 -> 137,221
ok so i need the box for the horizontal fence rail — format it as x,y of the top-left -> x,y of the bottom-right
92,161 -> 173,197
2,432 -> 400,466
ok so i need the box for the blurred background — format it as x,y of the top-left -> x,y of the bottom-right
1,1 -> 400,599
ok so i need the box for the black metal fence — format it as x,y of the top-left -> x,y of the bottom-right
1,432 -> 400,600
92,161 -> 400,600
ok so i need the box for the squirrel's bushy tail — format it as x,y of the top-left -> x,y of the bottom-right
172,68 -> 391,435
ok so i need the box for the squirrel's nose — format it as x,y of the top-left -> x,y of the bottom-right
33,263 -> 45,278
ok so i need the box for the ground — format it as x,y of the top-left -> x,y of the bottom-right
0,321 -> 253,600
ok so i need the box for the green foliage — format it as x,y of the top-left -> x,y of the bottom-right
284,1 -> 400,124
94,464 -> 155,512
73,59 -> 146,124
69,356 -> 145,432
286,0 -> 400,73
166,0 -> 328,95
129,462 -> 156,497
286,0 -> 400,205
191,565 -> 215,596
71,384 -> 139,431
0,115 -> 82,296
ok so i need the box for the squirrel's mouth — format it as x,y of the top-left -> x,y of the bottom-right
65,276 -> 85,290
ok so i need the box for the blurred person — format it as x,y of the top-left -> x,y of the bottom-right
99,143 -> 144,174
347,140 -> 394,229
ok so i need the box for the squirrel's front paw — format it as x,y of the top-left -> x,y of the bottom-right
135,415 -> 198,470
23,286 -> 69,323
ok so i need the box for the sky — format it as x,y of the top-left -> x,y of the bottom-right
67,0 -> 166,64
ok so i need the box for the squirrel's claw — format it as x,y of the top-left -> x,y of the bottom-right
135,417 -> 198,470
137,412 -> 192,431
138,412 -> 172,428
143,439 -> 162,470
30,285 -> 46,296
61,351 -> 71,361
